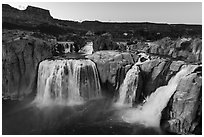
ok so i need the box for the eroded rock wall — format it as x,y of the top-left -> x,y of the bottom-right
2,36 -> 53,100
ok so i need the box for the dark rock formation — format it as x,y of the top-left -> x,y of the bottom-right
2,35 -> 53,100
93,33 -> 119,51
2,4 -> 53,25
2,4 -> 201,40
25,6 -> 53,21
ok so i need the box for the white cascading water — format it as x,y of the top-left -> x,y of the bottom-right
117,65 -> 192,128
79,42 -> 93,55
33,59 -> 101,107
115,64 -> 140,107
115,53 -> 150,107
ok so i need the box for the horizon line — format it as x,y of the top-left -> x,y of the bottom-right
4,3 -> 202,26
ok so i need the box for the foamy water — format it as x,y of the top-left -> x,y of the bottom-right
115,64 -> 140,107
33,59 -> 101,107
115,53 -> 150,107
115,66 -> 192,128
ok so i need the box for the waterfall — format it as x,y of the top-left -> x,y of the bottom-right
115,53 -> 149,107
118,66 -> 192,128
33,59 -> 101,107
79,41 -> 93,55
115,64 -> 141,107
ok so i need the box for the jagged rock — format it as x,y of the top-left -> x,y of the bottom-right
149,43 -> 160,54
126,54 -> 202,134
165,65 -> 202,134
113,53 -> 201,134
121,52 -> 134,64
2,36 -> 53,100
146,37 -> 202,63
139,59 -> 167,96
169,61 -> 185,72
191,38 -> 202,62
160,65 -> 202,135
140,58 -> 161,73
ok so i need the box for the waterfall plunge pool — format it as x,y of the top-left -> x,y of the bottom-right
2,97 -> 173,135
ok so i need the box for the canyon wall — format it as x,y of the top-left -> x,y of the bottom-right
2,35 -> 53,100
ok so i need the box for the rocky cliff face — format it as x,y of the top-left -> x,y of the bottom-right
25,6 -> 52,21
2,33 -> 53,100
139,58 -> 202,134
86,51 -> 138,96
87,51 -> 138,83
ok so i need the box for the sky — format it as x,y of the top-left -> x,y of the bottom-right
5,2 -> 202,24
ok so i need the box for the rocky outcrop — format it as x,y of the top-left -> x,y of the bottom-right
139,58 -> 187,96
25,6 -> 52,21
130,37 -> 202,63
2,36 -> 53,100
86,51 -> 139,90
151,37 -> 202,63
163,65 -> 202,134
87,51 -> 137,83
132,57 -> 202,134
